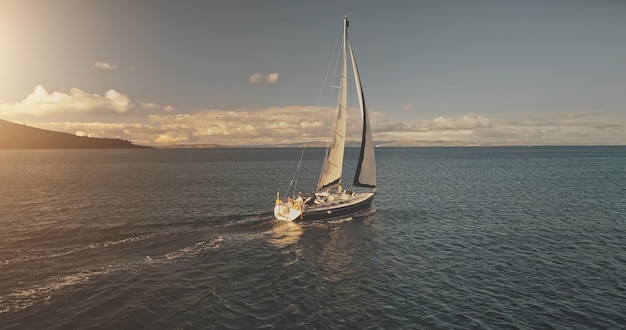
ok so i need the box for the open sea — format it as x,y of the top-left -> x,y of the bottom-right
1,146 -> 625,329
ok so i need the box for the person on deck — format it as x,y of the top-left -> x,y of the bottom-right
296,192 -> 304,204
306,191 -> 317,205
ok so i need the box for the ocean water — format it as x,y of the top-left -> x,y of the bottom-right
1,146 -> 625,329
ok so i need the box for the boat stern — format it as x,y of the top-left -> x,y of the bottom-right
274,203 -> 302,221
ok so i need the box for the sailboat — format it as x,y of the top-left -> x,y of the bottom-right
274,16 -> 376,222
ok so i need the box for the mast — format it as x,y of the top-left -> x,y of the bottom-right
316,16 -> 350,193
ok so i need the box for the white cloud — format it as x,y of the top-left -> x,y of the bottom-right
374,114 -> 490,137
0,85 -> 133,117
266,73 -> 279,84
431,114 -> 491,130
155,131 -> 189,143
164,105 -> 176,112
140,103 -> 177,113
248,73 -> 263,84
401,104 -> 414,110
375,112 -> 624,145
93,61 -> 117,70
140,102 -> 158,109
248,72 -> 279,84
147,106 -> 335,146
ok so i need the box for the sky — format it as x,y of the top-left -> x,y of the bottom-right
1,0 -> 625,146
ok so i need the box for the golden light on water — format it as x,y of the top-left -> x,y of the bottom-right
269,220 -> 304,248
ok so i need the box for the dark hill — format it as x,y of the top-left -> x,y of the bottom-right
0,119 -> 147,149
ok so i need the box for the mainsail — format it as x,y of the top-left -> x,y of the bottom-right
316,17 -> 349,192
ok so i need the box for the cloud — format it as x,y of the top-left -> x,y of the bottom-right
374,114 -> 490,135
154,131 -> 189,143
93,61 -> 117,70
0,85 -> 133,117
31,110 -> 495,147
431,114 -> 491,130
266,73 -> 279,84
140,102 -> 158,109
147,106 -> 333,146
140,102 -> 177,113
486,112 -> 625,144
12,104 -> 626,147
401,104 -> 414,110
40,108 -> 495,147
373,112 -> 625,145
249,73 -> 279,84
164,105 -> 176,112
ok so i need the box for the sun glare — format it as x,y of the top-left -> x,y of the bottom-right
0,2 -> 34,101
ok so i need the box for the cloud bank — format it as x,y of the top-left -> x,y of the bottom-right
1,86 -> 623,146
0,85 -> 132,117
27,109 -> 624,148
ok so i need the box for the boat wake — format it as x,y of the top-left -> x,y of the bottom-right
0,233 -> 162,268
0,237 -> 224,315
0,213 -> 288,315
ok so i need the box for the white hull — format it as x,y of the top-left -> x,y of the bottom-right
274,204 -> 303,221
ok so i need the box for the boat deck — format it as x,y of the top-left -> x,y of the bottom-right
305,192 -> 372,212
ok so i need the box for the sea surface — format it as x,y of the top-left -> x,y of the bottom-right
1,146 -> 625,329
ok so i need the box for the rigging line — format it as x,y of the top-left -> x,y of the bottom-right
285,157 -> 300,200
287,24 -> 343,198
292,144 -> 306,196
317,29 -> 344,107
285,143 -> 306,199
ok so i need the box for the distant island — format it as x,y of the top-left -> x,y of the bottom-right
0,119 -> 147,149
